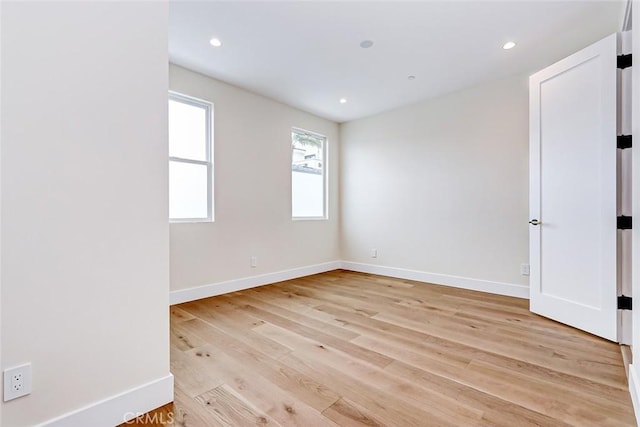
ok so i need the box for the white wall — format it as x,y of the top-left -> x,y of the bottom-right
169,65 -> 340,292
340,74 -> 529,290
1,3 -> 171,426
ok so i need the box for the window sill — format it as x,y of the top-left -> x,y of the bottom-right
170,219 -> 214,224
292,217 -> 328,221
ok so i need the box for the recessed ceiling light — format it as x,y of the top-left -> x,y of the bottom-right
408,75 -> 416,80
360,40 -> 374,49
209,38 -> 222,47
339,98 -> 347,104
503,41 -> 516,50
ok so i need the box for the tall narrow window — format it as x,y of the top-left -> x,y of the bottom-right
168,92 -> 213,222
292,128 -> 327,219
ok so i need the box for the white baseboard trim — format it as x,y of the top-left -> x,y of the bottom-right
170,260 -> 529,305
40,374 -> 174,427
170,261 -> 342,305
341,261 -> 529,299
629,364 -> 640,426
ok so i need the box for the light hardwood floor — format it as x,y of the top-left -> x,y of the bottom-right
124,270 -> 635,426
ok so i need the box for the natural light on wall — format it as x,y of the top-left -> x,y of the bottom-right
291,128 -> 327,219
168,92 -> 213,222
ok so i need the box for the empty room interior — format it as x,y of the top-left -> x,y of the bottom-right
2,0 -> 640,426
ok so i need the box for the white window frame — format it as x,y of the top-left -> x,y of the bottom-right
291,127 -> 328,220
169,91 -> 214,223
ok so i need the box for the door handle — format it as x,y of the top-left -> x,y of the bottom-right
529,219 -> 541,226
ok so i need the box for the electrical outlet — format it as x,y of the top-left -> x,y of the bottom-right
250,256 -> 257,268
520,263 -> 530,276
370,249 -> 377,258
4,363 -> 32,401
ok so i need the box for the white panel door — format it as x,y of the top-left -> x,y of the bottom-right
530,33 -> 618,341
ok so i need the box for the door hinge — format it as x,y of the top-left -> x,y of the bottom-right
618,54 -> 632,69
618,215 -> 632,229
617,135 -> 632,149
618,295 -> 633,310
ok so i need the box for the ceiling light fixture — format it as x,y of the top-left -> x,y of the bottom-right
503,41 -> 516,50
209,38 -> 222,47
339,98 -> 347,104
360,40 -> 374,49
408,75 -> 416,80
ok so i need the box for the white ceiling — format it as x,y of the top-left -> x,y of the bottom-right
169,1 -> 625,123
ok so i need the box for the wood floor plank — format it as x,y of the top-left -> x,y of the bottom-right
170,305 -> 196,323
136,270 -> 635,426
465,359 -> 634,425
170,346 -> 224,398
185,344 -> 338,427
174,316 -> 342,414
170,327 -> 203,352
222,300 -> 393,368
349,310 -> 629,406
321,398 -> 387,427
225,293 -> 360,341
373,309 -> 628,387
244,286 -> 354,328
194,384 -> 277,427
253,323 -> 482,425
172,386 -> 229,427
354,335 -> 631,426
315,299 -> 627,389
384,360 -> 573,427
453,310 -> 622,359
253,322 -> 484,424
280,353 -> 458,427
317,301 -> 631,403
180,302 -> 292,360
